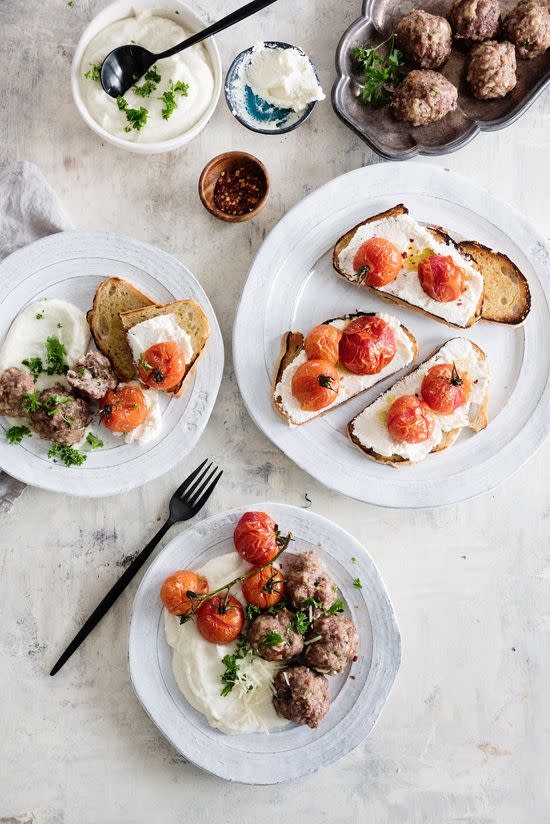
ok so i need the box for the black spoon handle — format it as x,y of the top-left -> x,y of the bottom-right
156,0 -> 278,60
49,517 -> 174,676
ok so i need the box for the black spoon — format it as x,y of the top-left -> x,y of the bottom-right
101,0 -> 278,98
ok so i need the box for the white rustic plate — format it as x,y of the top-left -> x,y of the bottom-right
233,163 -> 550,508
0,231 -> 223,497
128,503 -> 401,784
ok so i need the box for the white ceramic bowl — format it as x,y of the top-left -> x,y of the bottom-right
71,0 -> 222,154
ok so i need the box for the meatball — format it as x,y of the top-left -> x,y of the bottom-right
467,40 -> 517,98
396,10 -> 453,69
503,0 -> 550,58
29,384 -> 90,445
304,615 -> 359,675
0,367 -> 35,416
285,550 -> 336,611
67,351 -> 118,401
273,666 -> 330,729
450,0 -> 501,41
247,609 -> 304,662
392,70 -> 458,126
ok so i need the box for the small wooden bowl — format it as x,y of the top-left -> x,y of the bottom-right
198,151 -> 270,223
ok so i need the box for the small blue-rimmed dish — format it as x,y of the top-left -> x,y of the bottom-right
225,41 -> 321,135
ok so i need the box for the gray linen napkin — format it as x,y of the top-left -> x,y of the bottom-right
0,161 -> 72,513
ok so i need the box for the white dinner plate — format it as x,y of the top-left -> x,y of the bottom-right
0,231 -> 223,497
233,163 -> 550,508
128,503 -> 401,784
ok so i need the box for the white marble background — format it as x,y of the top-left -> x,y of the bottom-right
1,1 -> 550,822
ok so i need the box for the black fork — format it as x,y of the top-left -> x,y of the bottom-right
50,460 -> 223,676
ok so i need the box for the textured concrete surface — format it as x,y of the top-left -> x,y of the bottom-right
1,1 -> 550,822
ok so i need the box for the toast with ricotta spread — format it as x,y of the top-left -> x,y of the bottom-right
333,205 -> 531,329
272,312 -> 418,426
119,301 -> 209,398
348,337 -> 489,466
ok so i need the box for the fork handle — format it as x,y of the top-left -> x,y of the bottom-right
50,517 -> 175,676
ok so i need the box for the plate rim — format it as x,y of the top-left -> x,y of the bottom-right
232,162 -> 550,508
0,229 -> 224,496
127,502 -> 402,784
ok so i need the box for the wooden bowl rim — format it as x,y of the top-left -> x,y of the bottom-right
198,151 -> 270,223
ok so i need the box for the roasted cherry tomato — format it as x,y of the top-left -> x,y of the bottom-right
421,363 -> 472,415
234,511 -> 280,566
196,594 -> 245,644
418,255 -> 465,302
100,385 -> 147,433
137,342 -> 187,391
304,324 -> 343,365
339,315 -> 396,375
387,395 -> 436,444
291,359 -> 340,411
241,565 -> 285,609
353,237 -> 402,287
160,569 -> 209,616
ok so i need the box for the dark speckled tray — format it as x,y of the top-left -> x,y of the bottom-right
332,0 -> 550,159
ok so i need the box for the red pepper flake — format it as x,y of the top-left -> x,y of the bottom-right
213,162 -> 266,217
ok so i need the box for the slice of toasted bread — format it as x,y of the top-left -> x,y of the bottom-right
348,339 -> 489,467
272,312 -> 418,426
333,205 -> 530,328
119,300 -> 209,398
458,241 -> 531,325
87,278 -> 155,382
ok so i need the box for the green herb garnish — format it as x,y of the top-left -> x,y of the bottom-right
124,106 -> 149,131
48,443 -> 87,467
158,90 -> 177,120
45,336 -> 69,375
302,597 -> 320,608
266,601 -> 287,615
35,312 -> 44,320
245,603 -> 261,622
42,394 -> 71,417
22,357 -> 43,380
220,636 -> 251,697
353,578 -> 363,590
263,631 -> 284,648
325,598 -> 345,616
132,66 -> 161,97
86,432 -> 104,450
352,33 -> 404,108
6,425 -> 31,445
293,611 -> 311,636
146,66 -> 161,84
22,391 -> 42,414
84,63 -> 101,82
171,79 -> 189,96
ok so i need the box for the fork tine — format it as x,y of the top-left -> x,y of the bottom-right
175,459 -> 209,498
191,469 -> 223,513
186,464 -> 219,506
180,461 -> 214,501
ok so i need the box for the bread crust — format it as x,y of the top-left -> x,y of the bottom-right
272,313 -> 418,426
347,339 -> 489,466
333,205 -> 529,328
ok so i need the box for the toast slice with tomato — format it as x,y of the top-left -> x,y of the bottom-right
272,312 -> 418,426
333,204 -> 530,328
348,338 -> 489,466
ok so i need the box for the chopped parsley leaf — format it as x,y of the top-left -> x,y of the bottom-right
133,79 -> 157,97
22,357 -> 43,380
301,597 -> 320,608
325,598 -> 345,616
36,312 -> 44,320
43,394 -> 71,417
86,432 -> 104,450
84,63 -> 101,82
293,611 -> 310,636
353,578 -> 363,589
351,556 -> 357,563
145,65 -> 161,83
220,636 -> 251,697
245,603 -> 261,622
263,631 -> 284,648
22,391 -> 42,414
158,90 -> 177,120
45,336 -> 68,375
171,79 -> 189,96
48,443 -> 87,467
266,601 -> 287,615
125,105 -> 149,131
6,425 -> 31,445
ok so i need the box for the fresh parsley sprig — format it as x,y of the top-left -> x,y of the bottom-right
352,33 -> 404,108
6,425 -> 31,445
220,636 -> 252,697
48,443 -> 87,467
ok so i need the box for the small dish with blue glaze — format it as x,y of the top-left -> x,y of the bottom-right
225,41 -> 322,135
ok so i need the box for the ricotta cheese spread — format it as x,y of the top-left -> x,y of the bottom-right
337,214 -> 485,327
350,338 -> 490,462
122,383 -> 162,445
79,12 -> 215,143
274,313 -> 416,425
126,314 -> 194,365
245,42 -> 325,113
164,553 -> 288,735
0,298 -> 90,391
